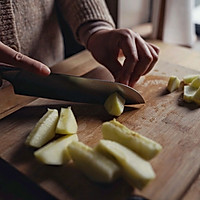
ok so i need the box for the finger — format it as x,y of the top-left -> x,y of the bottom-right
129,36 -> 153,87
142,43 -> 159,75
118,30 -> 139,85
148,43 -> 160,54
105,58 -> 122,81
0,42 -> 50,76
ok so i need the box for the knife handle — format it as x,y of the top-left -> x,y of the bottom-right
0,65 -> 20,84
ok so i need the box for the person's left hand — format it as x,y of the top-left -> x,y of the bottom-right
87,29 -> 159,87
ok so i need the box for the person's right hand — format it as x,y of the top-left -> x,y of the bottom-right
0,41 -> 51,86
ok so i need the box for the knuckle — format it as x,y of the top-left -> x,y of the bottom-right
14,52 -> 24,62
142,54 -> 153,63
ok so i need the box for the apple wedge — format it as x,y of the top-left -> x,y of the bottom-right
34,134 -> 78,165
25,109 -> 58,148
102,119 -> 162,160
183,74 -> 199,84
183,85 -> 197,103
167,76 -> 180,92
190,76 -> 200,89
95,140 -> 155,190
56,107 -> 78,134
192,87 -> 200,105
68,141 -> 121,183
104,92 -> 125,116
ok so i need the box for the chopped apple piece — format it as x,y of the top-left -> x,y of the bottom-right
190,76 -> 200,89
183,85 -> 197,103
102,119 -> 162,160
95,140 -> 156,189
104,92 -> 125,116
25,109 -> 58,148
56,107 -> 78,134
167,76 -> 180,92
34,134 -> 78,165
192,87 -> 200,105
183,74 -> 199,84
68,141 -> 120,183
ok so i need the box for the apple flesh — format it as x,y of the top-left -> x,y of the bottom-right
68,141 -> 121,183
34,134 -> 78,165
56,107 -> 78,134
183,85 -> 197,103
167,76 -> 180,92
104,92 -> 125,116
95,140 -> 156,190
25,109 -> 58,148
102,119 -> 162,160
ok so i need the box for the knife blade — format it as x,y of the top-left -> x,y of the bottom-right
0,66 -> 145,105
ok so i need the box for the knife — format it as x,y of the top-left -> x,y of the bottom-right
0,65 -> 145,105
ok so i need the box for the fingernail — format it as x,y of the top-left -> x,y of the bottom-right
41,65 -> 51,75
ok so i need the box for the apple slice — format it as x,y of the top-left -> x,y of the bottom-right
102,119 -> 162,160
190,76 -> 200,89
104,92 -> 125,116
25,109 -> 58,148
183,85 -> 197,103
95,140 -> 156,190
56,107 -> 78,134
192,87 -> 200,105
68,141 -> 121,183
34,134 -> 78,165
167,76 -> 180,92
183,74 -> 199,84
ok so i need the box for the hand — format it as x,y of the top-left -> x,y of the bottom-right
0,42 -> 50,86
87,29 -> 159,87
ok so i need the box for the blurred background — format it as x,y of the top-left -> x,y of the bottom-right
59,0 -> 200,57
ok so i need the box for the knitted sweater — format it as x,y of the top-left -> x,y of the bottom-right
0,0 -> 114,67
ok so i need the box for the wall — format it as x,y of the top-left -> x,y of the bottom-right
118,0 -> 151,28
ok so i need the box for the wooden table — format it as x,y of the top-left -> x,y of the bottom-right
0,40 -> 200,200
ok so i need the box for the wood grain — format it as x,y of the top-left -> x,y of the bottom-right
0,60 -> 200,200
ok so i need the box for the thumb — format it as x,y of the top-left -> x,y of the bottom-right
0,42 -> 50,76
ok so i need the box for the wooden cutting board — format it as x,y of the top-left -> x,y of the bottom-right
0,60 -> 199,200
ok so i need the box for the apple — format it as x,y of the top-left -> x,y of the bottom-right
192,87 -> 200,105
190,76 -> 200,89
183,85 -> 197,103
95,140 -> 156,190
167,76 -> 180,92
68,141 -> 121,183
183,74 -> 199,84
25,109 -> 58,148
56,107 -> 78,134
104,92 -> 125,116
102,119 -> 162,160
34,134 -> 78,165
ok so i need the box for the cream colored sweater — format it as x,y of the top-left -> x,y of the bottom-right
0,0 -> 114,67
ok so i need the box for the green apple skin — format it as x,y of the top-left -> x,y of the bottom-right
34,134 -> 78,165
102,119 -> 162,160
104,92 -> 125,116
95,140 -> 156,190
68,141 -> 121,183
183,75 -> 199,84
56,107 -> 78,134
26,109 -> 58,148
190,76 -> 200,89
192,87 -> 200,105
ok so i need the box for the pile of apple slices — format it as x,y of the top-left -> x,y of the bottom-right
167,74 -> 200,105
25,106 -> 162,190
26,107 -> 78,165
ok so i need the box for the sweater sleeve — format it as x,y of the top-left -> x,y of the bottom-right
57,0 -> 115,41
